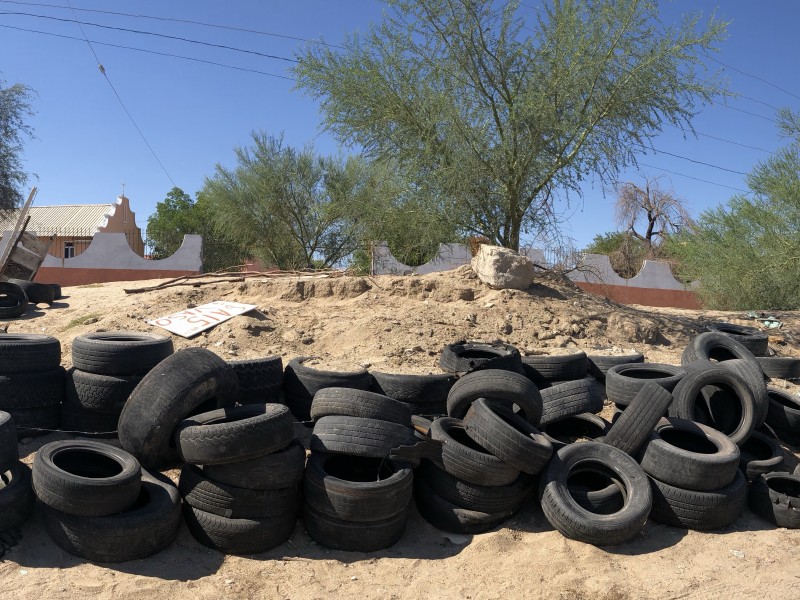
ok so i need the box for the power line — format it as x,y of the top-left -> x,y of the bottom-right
0,23 -> 294,80
716,102 -> 779,125
671,127 -> 775,154
705,54 -> 800,102
643,146 -> 749,175
0,0 -> 343,49
0,10 -> 299,63
63,0 -> 175,187
638,161 -> 750,194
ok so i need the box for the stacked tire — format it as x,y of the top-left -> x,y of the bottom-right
228,356 -> 284,405
0,282 -> 28,319
305,388 -> 417,551
0,334 -> 64,436
0,412 -> 34,535
62,332 -> 174,437
371,371 -> 456,417
34,440 -> 181,562
176,403 -> 303,554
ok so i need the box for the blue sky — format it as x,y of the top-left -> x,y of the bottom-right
0,0 -> 798,251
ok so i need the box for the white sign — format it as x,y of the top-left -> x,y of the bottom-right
147,300 -> 257,338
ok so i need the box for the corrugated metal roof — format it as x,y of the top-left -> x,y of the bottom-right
0,204 -> 113,234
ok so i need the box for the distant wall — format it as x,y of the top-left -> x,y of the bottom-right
370,242 -> 700,309
20,232 -> 203,286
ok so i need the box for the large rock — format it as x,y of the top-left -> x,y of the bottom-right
471,245 -> 536,290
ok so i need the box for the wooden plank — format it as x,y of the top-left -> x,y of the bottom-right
0,187 -> 37,273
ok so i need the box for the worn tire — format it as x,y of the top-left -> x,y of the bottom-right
681,332 -> 759,367
605,363 -> 685,407
749,472 -> 800,528
639,417 -> 740,491
303,503 -> 407,552
648,470 -> 746,530
414,477 -> 512,534
71,331 -> 174,376
0,462 -> 35,531
283,357 -> 372,412
539,442 -> 652,546
439,341 -> 523,375
706,322 -> 769,357
310,388 -> 412,425
430,417 -> 520,486
179,464 -> 299,519
0,367 -> 66,409
539,378 -> 604,425
542,413 -> 611,451
118,347 -> 239,470
8,278 -> 55,304
756,355 -> 800,381
309,416 -> 418,459
228,356 -> 283,404
32,440 -> 141,517
0,412 -> 19,474
175,403 -> 294,465
739,431 -> 785,481
203,441 -> 306,491
6,404 -> 60,438
765,387 -> 800,432
521,350 -> 588,385
41,470 -> 181,562
370,371 -> 456,413
716,358 -> 768,427
446,369 -> 542,423
586,351 -> 644,381
58,402 -> 120,438
65,368 -> 142,414
462,398 -> 553,475
0,334 -> 61,374
183,504 -> 296,555
605,382 -> 673,456
304,454 -> 412,522
0,282 -> 28,318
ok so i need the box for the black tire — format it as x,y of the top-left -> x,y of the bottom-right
765,386 -> 800,432
0,462 -> 34,531
0,411 -> 19,474
6,404 -> 60,438
605,363 -> 685,407
739,431 -> 785,481
0,333 -> 61,374
58,403 -> 119,438
586,351 -> 644,381
446,369 -> 542,423
539,442 -> 652,546
749,472 -> 800,528
183,504 -> 296,555
0,282 -> 27,318
439,340 -> 523,375
283,357 -> 372,417
716,358 -> 768,427
639,417 -> 740,491
539,378 -> 604,425
756,355 -> 800,381
462,398 -> 552,475
521,350 -> 588,385
0,367 -> 66,409
370,371 -> 456,412
118,347 -> 239,470
65,368 -> 142,414
175,403 -> 294,465
285,392 -> 314,424
7,278 -> 55,304
303,503 -> 407,552
41,469 -> 181,562
648,470 -> 746,530
705,322 -> 769,357
669,367 -> 756,446
179,464 -> 299,519
304,454 -> 412,522
71,331 -> 174,376
604,382 -> 673,456
228,356 -> 283,404
541,413 -> 611,451
418,460 -> 532,513
48,283 -> 63,300
429,417 -> 520,486
203,441 -> 306,491
566,470 -> 626,514
414,477 -> 511,534
309,416 -> 418,459
32,440 -> 142,517
681,331 -> 759,367
310,388 -> 412,425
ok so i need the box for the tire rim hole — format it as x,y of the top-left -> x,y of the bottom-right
740,436 -> 774,460
692,384 -> 744,435
767,391 -> 800,410
53,449 -> 124,478
659,428 -> 719,454
766,477 -> 800,498
567,463 -> 627,514
447,425 -> 494,455
322,455 -> 395,482
544,419 -> 605,444
618,368 -> 674,380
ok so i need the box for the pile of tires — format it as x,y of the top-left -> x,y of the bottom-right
0,334 -> 64,436
0,282 -> 28,320
371,370 -> 456,417
305,387 -> 417,551
7,278 -> 56,306
176,403 -> 303,554
33,440 -> 181,562
0,412 -> 34,536
61,332 -> 174,437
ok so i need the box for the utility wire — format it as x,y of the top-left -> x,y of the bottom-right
0,23 -> 294,80
705,54 -> 800,102
0,10 -> 299,63
638,161 -> 750,194
642,146 -> 749,175
668,126 -> 775,154
63,0 -> 175,186
0,0 -> 343,49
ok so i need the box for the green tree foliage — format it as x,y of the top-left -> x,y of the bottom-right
585,231 -> 649,278
295,0 -> 727,250
0,78 -> 35,209
668,108 -> 800,310
200,133 -> 380,270
146,187 -> 249,272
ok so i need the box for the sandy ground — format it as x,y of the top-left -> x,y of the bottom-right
2,267 -> 800,600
